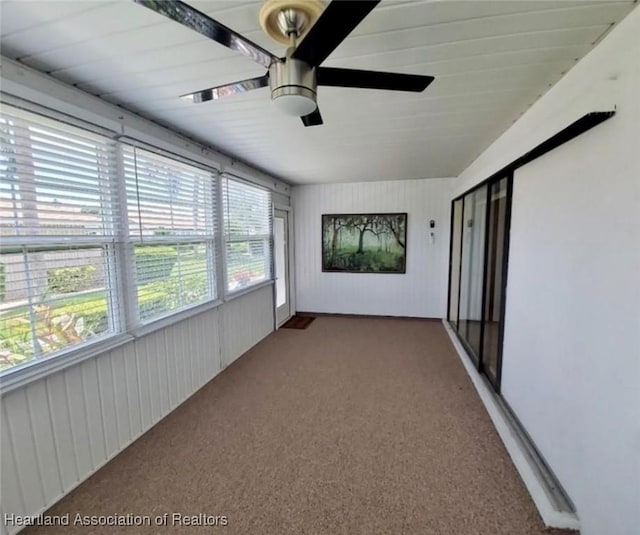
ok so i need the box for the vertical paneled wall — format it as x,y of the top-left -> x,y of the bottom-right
222,285 -> 275,367
293,178 -> 453,318
0,287 -> 273,535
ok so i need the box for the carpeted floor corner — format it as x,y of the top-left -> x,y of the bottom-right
21,317 -> 577,534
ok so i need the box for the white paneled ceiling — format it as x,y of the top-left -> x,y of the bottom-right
0,0 -> 636,184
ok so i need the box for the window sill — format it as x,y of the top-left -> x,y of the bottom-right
224,279 -> 274,302
0,298 -> 225,395
0,333 -> 135,395
0,281 -> 275,396
132,298 -> 223,338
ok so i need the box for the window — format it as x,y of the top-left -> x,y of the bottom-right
0,101 -> 278,378
123,145 -> 218,323
222,176 -> 272,293
0,105 -> 119,371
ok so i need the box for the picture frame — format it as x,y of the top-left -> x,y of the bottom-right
321,213 -> 407,273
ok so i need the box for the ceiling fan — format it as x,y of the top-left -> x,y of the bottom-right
134,0 -> 435,126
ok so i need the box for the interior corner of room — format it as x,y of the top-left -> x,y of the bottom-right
0,2 -> 639,535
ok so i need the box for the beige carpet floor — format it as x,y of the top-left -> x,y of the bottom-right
23,317 -> 575,535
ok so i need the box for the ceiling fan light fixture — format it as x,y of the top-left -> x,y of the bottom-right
272,90 -> 317,116
269,57 -> 317,117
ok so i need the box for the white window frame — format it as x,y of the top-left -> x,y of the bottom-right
221,174 -> 274,297
0,105 -> 124,377
121,142 -> 219,326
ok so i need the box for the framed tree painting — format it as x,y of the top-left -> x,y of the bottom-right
322,213 -> 407,273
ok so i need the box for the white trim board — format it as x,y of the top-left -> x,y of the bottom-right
442,320 -> 580,531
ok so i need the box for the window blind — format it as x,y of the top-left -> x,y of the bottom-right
122,145 -> 217,322
0,104 -> 120,371
222,175 -> 272,293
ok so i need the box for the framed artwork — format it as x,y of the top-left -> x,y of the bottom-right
322,213 -> 407,273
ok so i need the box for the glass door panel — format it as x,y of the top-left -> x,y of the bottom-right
458,185 -> 487,359
482,178 -> 508,386
274,210 -> 290,326
448,199 -> 463,328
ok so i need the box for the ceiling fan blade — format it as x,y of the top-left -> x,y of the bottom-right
180,75 -> 269,103
317,67 -> 434,92
134,0 -> 277,69
292,0 -> 380,67
301,107 -> 323,127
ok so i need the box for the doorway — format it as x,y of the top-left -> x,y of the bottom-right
274,209 -> 291,327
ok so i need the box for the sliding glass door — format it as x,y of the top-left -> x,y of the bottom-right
447,175 -> 512,391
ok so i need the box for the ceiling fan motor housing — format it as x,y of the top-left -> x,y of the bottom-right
269,55 -> 317,116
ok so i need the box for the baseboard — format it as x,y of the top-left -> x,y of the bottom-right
296,311 -> 442,322
442,320 -> 580,531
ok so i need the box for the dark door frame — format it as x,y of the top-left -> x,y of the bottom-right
447,174 -> 511,391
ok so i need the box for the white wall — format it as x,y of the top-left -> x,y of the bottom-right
294,178 -> 453,318
454,7 -> 640,535
0,286 -> 274,535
